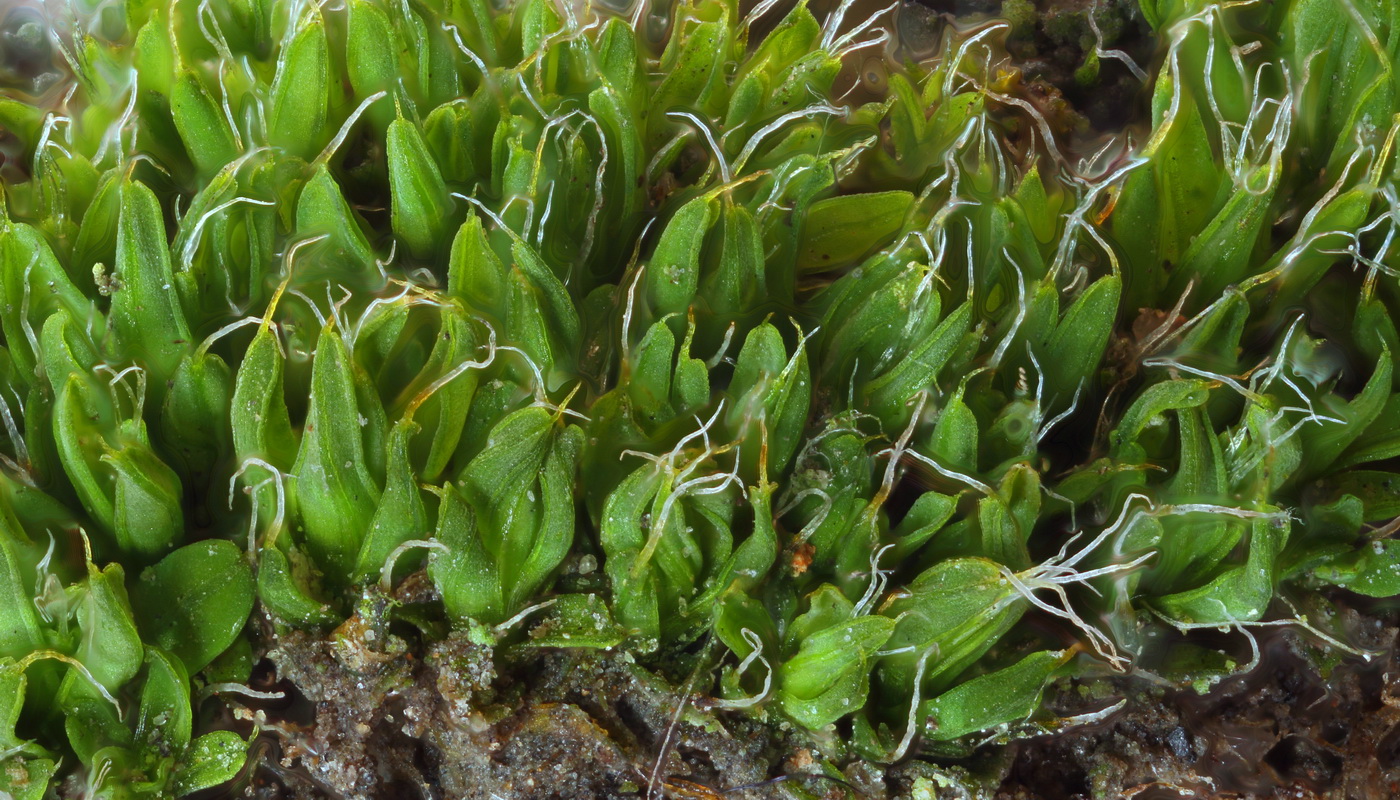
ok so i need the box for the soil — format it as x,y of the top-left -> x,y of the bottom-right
988,596 -> 1400,800
214,586 -> 1400,800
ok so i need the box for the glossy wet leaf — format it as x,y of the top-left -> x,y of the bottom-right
267,10 -> 329,159
1044,275 -> 1120,408
779,614 -> 894,729
172,731 -> 250,796
1300,352 -> 1393,480
355,418 -> 429,582
296,164 -> 381,280
76,561 -> 144,691
1153,516 -> 1288,624
645,195 -> 717,319
877,558 -> 1026,701
5,0 -> 1400,779
171,71 -> 240,179
864,301 -> 974,428
1313,540 -> 1400,598
110,178 -> 193,385
135,647 -> 192,756
796,192 -> 914,272
258,545 -> 341,628
0,514 -> 45,660
346,0 -> 399,131
388,116 -> 453,258
104,438 -> 185,565
131,540 -> 254,673
0,220 -> 91,386
923,649 -> 1070,741
0,755 -> 54,800
520,593 -> 627,648
292,323 -> 382,584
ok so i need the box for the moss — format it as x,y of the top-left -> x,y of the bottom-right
1075,49 -> 1101,86
1001,0 -> 1040,39
1043,7 -> 1092,48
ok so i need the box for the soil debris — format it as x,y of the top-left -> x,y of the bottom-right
233,590 -> 1400,800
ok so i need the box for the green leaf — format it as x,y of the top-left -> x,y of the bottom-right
892,491 -> 957,558
518,0 -> 563,55
1312,540 -> 1400,598
424,101 -> 476,185
346,0 -> 399,132
257,544 -> 341,628
699,202 -> 765,319
877,558 -> 1026,700
267,10 -> 329,159
647,18 -> 729,147
355,418 -> 430,583
779,615 -> 894,729
1171,172 -> 1276,301
170,71 -> 240,179
727,322 -> 811,478
1151,406 -> 1236,591
509,239 -> 583,358
70,168 -> 121,280
52,375 -> 116,534
1117,89 -> 1219,307
1337,395 -> 1400,468
594,17 -> 642,99
923,649 -> 1070,741
520,593 -> 627,648
928,385 -> 979,473
131,540 -> 255,673
1112,379 -> 1211,452
430,481 -> 500,624
0,215 -> 93,386
0,754 -> 55,800
453,409 -> 582,620
111,178 -> 192,385
1153,516 -> 1288,624
1266,189 -> 1370,308
388,116 -> 454,258
76,562 -> 144,691
864,301 -> 974,429
135,647 -> 192,756
173,731 -> 250,796
588,86 -> 645,226
58,670 -> 131,764
978,494 -> 1028,571
103,438 -> 185,565
645,195 -> 718,319
796,192 -> 914,272
447,214 -> 508,313
763,51 -> 841,117
628,321 -> 676,423
231,322 -> 299,530
394,306 -> 480,482
295,164 -> 381,281
161,350 -> 233,482
291,322 -> 382,583
599,464 -> 664,640
1301,351 -> 1393,479
743,2 -> 820,84
0,511 -> 45,661
1044,275 -> 1120,408
1324,471 -> 1400,522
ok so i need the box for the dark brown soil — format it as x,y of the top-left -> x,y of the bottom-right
216,586 -> 1400,800
986,600 -> 1400,800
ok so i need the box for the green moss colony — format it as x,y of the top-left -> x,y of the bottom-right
0,0 -> 1399,794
